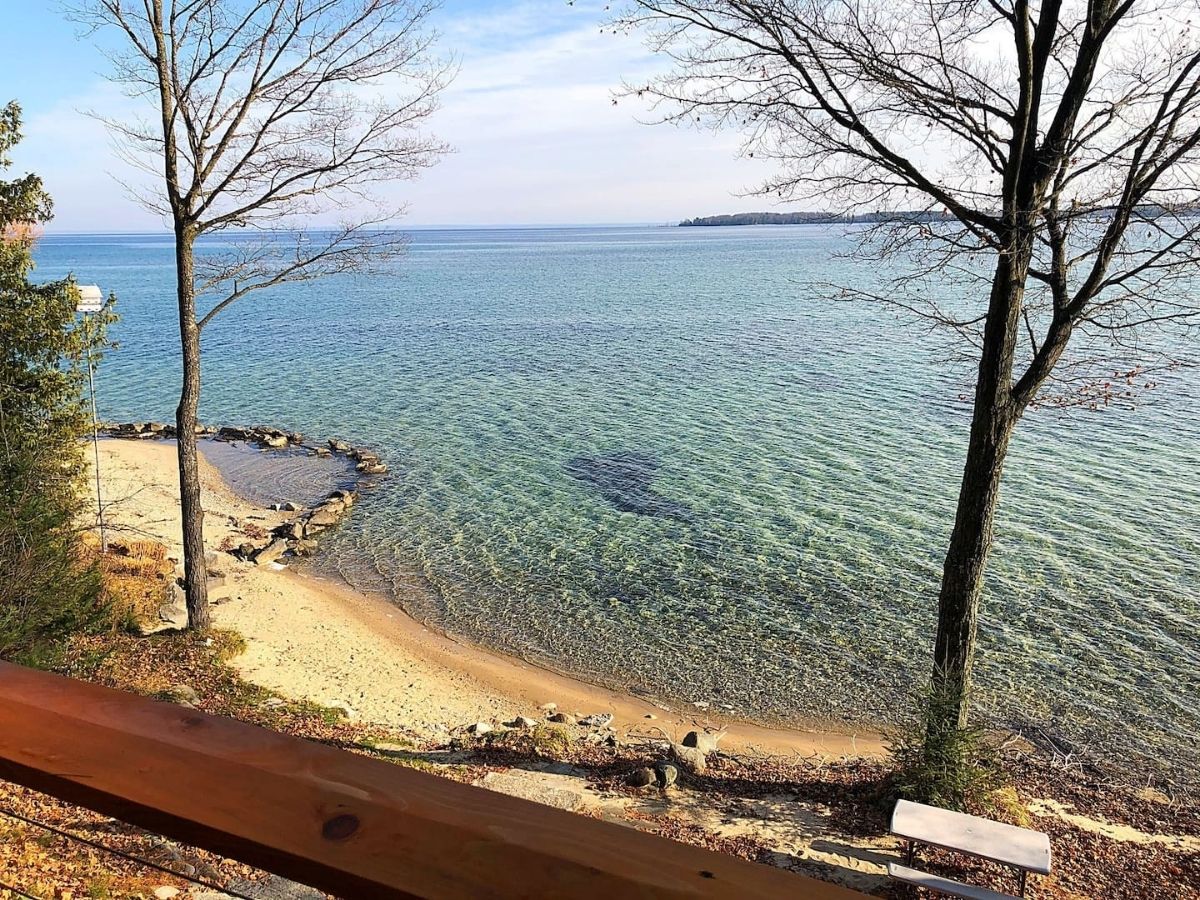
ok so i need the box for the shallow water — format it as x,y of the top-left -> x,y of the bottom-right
36,226 -> 1200,779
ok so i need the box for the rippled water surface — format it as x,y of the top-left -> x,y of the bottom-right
35,227 -> 1199,777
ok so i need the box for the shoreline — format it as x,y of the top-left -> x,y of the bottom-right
90,436 -> 885,758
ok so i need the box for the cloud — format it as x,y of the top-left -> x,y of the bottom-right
17,1 -> 774,231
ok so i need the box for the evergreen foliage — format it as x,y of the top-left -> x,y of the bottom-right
888,679 -> 1003,812
0,100 -> 116,666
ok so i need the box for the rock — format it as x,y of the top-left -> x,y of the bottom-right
671,743 -> 708,774
328,439 -> 351,453
216,425 -> 252,442
305,505 -> 343,530
153,887 -> 180,900
539,702 -> 558,712
274,520 -> 305,541
263,434 -> 289,449
578,713 -> 613,728
288,432 -> 304,444
328,489 -> 356,507
153,583 -> 188,630
147,422 -> 165,433
681,729 -> 725,755
466,722 -> 492,736
644,713 -> 657,720
165,684 -> 199,706
655,761 -> 679,788
314,447 -> 332,458
290,539 -> 319,557
253,538 -> 288,567
356,461 -> 388,475
548,712 -> 576,725
282,501 -> 302,512
506,716 -> 539,729
237,541 -> 262,560
625,767 -> 656,788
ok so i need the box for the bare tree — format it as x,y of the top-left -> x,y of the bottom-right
73,0 -> 449,628
616,0 -> 1200,744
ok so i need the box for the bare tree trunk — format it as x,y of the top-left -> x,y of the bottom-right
930,246 -> 1027,729
173,226 -> 209,630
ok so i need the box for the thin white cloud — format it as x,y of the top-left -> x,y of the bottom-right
16,1 -> 773,231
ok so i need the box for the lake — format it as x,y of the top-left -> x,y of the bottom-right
33,225 -> 1200,781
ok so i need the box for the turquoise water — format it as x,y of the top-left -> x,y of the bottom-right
34,226 -> 1200,779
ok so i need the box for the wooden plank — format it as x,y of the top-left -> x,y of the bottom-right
0,662 -> 865,899
887,863 -> 1019,900
891,799 -> 1051,874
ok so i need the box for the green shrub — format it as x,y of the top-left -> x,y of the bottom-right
0,100 -> 116,666
888,679 -> 1003,812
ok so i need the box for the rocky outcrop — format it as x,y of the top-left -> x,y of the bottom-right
103,421 -> 216,439
244,488 -> 358,565
102,421 -> 390,477
213,425 -> 303,448
103,422 -> 391,480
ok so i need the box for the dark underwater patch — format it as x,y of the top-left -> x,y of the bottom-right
565,450 -> 694,522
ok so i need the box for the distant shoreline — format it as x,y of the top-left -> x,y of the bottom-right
679,211 -> 950,227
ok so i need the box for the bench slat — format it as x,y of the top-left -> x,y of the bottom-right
892,799 -> 1051,874
887,863 -> 1020,900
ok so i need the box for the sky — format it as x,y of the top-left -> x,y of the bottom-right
0,0 -> 775,231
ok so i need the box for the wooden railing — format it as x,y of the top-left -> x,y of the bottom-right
0,662 -> 866,899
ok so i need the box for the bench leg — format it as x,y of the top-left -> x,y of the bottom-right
905,839 -> 915,866
1018,869 -> 1027,897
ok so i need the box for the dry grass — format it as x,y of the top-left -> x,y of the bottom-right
79,534 -> 174,632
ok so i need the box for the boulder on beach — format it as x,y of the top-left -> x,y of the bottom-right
681,729 -> 726,755
626,767 -> 656,787
274,520 -> 305,541
253,538 -> 288,567
305,505 -> 343,530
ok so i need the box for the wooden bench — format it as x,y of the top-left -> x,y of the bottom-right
887,863 -> 1020,899
889,799 -> 1051,898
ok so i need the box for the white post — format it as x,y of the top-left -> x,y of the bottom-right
75,285 -> 106,553
86,344 -> 105,553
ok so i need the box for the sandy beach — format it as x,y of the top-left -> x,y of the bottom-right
89,437 -> 884,758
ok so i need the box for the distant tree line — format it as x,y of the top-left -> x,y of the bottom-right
679,211 -> 950,226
